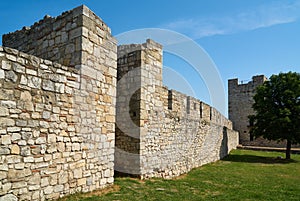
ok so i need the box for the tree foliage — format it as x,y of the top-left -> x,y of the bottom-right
249,72 -> 300,159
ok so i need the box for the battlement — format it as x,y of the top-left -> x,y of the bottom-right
2,5 -> 115,67
0,5 -> 117,200
228,75 -> 267,144
0,5 -> 238,200
115,39 -> 237,178
228,75 -> 267,89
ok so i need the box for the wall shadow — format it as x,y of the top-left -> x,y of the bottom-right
219,127 -> 229,159
222,154 -> 297,164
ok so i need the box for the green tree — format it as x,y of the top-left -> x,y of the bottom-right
249,72 -> 300,159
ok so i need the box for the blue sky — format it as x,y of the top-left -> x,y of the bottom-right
1,0 -> 300,116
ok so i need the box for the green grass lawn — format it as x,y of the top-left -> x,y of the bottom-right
60,150 -> 300,201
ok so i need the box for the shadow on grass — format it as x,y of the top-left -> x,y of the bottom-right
114,171 -> 142,179
223,154 -> 297,164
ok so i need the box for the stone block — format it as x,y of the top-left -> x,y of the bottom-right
36,137 -> 46,144
0,118 -> 14,127
28,185 -> 40,191
0,89 -> 14,100
42,111 -> 51,119
7,127 -> 21,133
0,171 -> 7,180
54,184 -> 64,192
44,185 -> 53,195
5,71 -> 18,83
1,60 -> 11,70
6,55 -> 16,62
0,69 -> 4,79
16,120 -> 27,126
7,169 -> 31,179
41,177 -> 49,187
77,178 -> 86,186
26,68 -> 37,76
73,168 -> 82,178
12,181 -> 27,189
15,163 -> 25,169
69,27 -> 82,40
40,64 -> 48,69
47,134 -> 56,143
27,76 -> 41,89
24,156 -> 34,163
58,172 -> 68,184
28,173 -> 41,185
0,194 -> 17,201
55,83 -> 65,93
32,190 -> 40,200
0,106 -> 9,117
1,100 -> 16,108
11,144 -> 20,154
0,147 -> 10,155
2,183 -> 12,193
1,135 -> 11,145
42,79 -> 55,91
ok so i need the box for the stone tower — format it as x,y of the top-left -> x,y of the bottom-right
228,75 -> 267,145
1,5 -> 117,200
0,5 -> 239,200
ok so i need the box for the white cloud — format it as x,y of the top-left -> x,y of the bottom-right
161,1 -> 300,39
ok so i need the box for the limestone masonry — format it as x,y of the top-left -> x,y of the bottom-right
228,75 -> 300,148
0,5 -> 238,200
228,75 -> 267,145
115,40 -> 238,178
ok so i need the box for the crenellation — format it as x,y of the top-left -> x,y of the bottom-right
1,5 -> 117,201
228,75 -> 297,147
115,39 -> 238,179
0,5 -> 239,200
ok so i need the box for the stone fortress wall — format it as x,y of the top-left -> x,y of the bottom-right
1,5 -> 116,200
228,75 -> 300,147
115,40 -> 239,178
0,5 -> 238,201
228,75 -> 267,145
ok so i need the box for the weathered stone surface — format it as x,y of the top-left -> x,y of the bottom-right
5,71 -> 18,82
228,76 -> 291,147
0,5 -> 239,201
8,169 -> 31,179
0,69 -> 4,79
0,5 -> 117,201
42,79 -> 55,91
44,185 -> 53,195
11,133 -> 21,141
0,194 -> 18,201
77,178 -> 86,186
0,147 -> 10,155
28,173 -> 41,185
0,171 -> 7,180
1,135 -> 11,145
0,118 -> 15,127
1,100 -> 16,108
11,144 -> 20,154
116,39 -> 239,179
2,60 -> 11,70
0,106 -> 9,116
20,91 -> 32,101
27,76 -> 41,89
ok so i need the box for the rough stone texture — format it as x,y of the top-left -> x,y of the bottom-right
228,75 -> 267,145
1,5 -> 239,200
228,76 -> 300,148
0,194 -> 18,201
115,40 -> 239,178
1,5 -> 116,200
